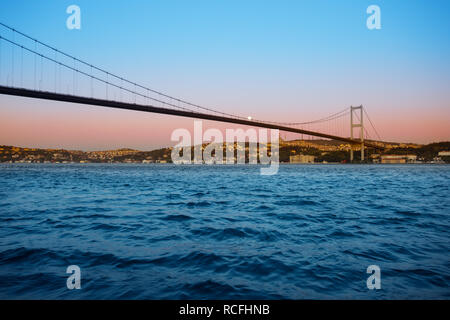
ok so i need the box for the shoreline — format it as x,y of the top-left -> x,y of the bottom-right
1,162 -> 448,165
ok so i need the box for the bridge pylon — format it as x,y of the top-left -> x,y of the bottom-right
350,105 -> 364,162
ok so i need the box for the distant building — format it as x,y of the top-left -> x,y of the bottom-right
380,154 -> 417,164
438,151 -> 450,157
290,154 -> 315,163
405,154 -> 418,163
172,159 -> 191,164
370,154 -> 381,163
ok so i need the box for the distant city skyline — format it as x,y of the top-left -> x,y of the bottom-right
1,0 -> 449,150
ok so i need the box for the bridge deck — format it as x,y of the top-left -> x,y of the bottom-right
0,85 -> 383,150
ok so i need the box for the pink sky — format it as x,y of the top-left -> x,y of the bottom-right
1,94 -> 449,151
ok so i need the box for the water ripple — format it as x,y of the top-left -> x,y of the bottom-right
0,163 -> 449,299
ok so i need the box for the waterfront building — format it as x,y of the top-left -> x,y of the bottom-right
380,154 -> 417,164
289,154 -> 315,163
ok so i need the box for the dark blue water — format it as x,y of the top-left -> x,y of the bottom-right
0,164 -> 449,299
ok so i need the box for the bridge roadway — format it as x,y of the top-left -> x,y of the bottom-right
0,85 -> 383,150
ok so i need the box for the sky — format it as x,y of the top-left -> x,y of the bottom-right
0,0 -> 449,150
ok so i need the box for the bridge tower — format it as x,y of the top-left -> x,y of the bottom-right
350,105 -> 364,162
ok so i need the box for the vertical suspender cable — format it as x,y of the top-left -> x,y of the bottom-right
0,36 -> 2,85
21,45 -> 23,88
120,78 -> 123,102
40,54 -> 43,91
73,58 -> 75,95
90,65 -> 93,98
11,29 -> 14,87
54,51 -> 57,93
34,40 -> 36,90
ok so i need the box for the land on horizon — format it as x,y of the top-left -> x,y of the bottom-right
1,140 -> 449,164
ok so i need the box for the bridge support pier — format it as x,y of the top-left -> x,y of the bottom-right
350,105 -> 364,163
361,141 -> 365,162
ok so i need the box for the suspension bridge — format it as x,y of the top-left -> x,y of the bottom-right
0,23 -> 384,161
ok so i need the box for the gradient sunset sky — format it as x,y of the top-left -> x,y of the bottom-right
0,0 -> 449,150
